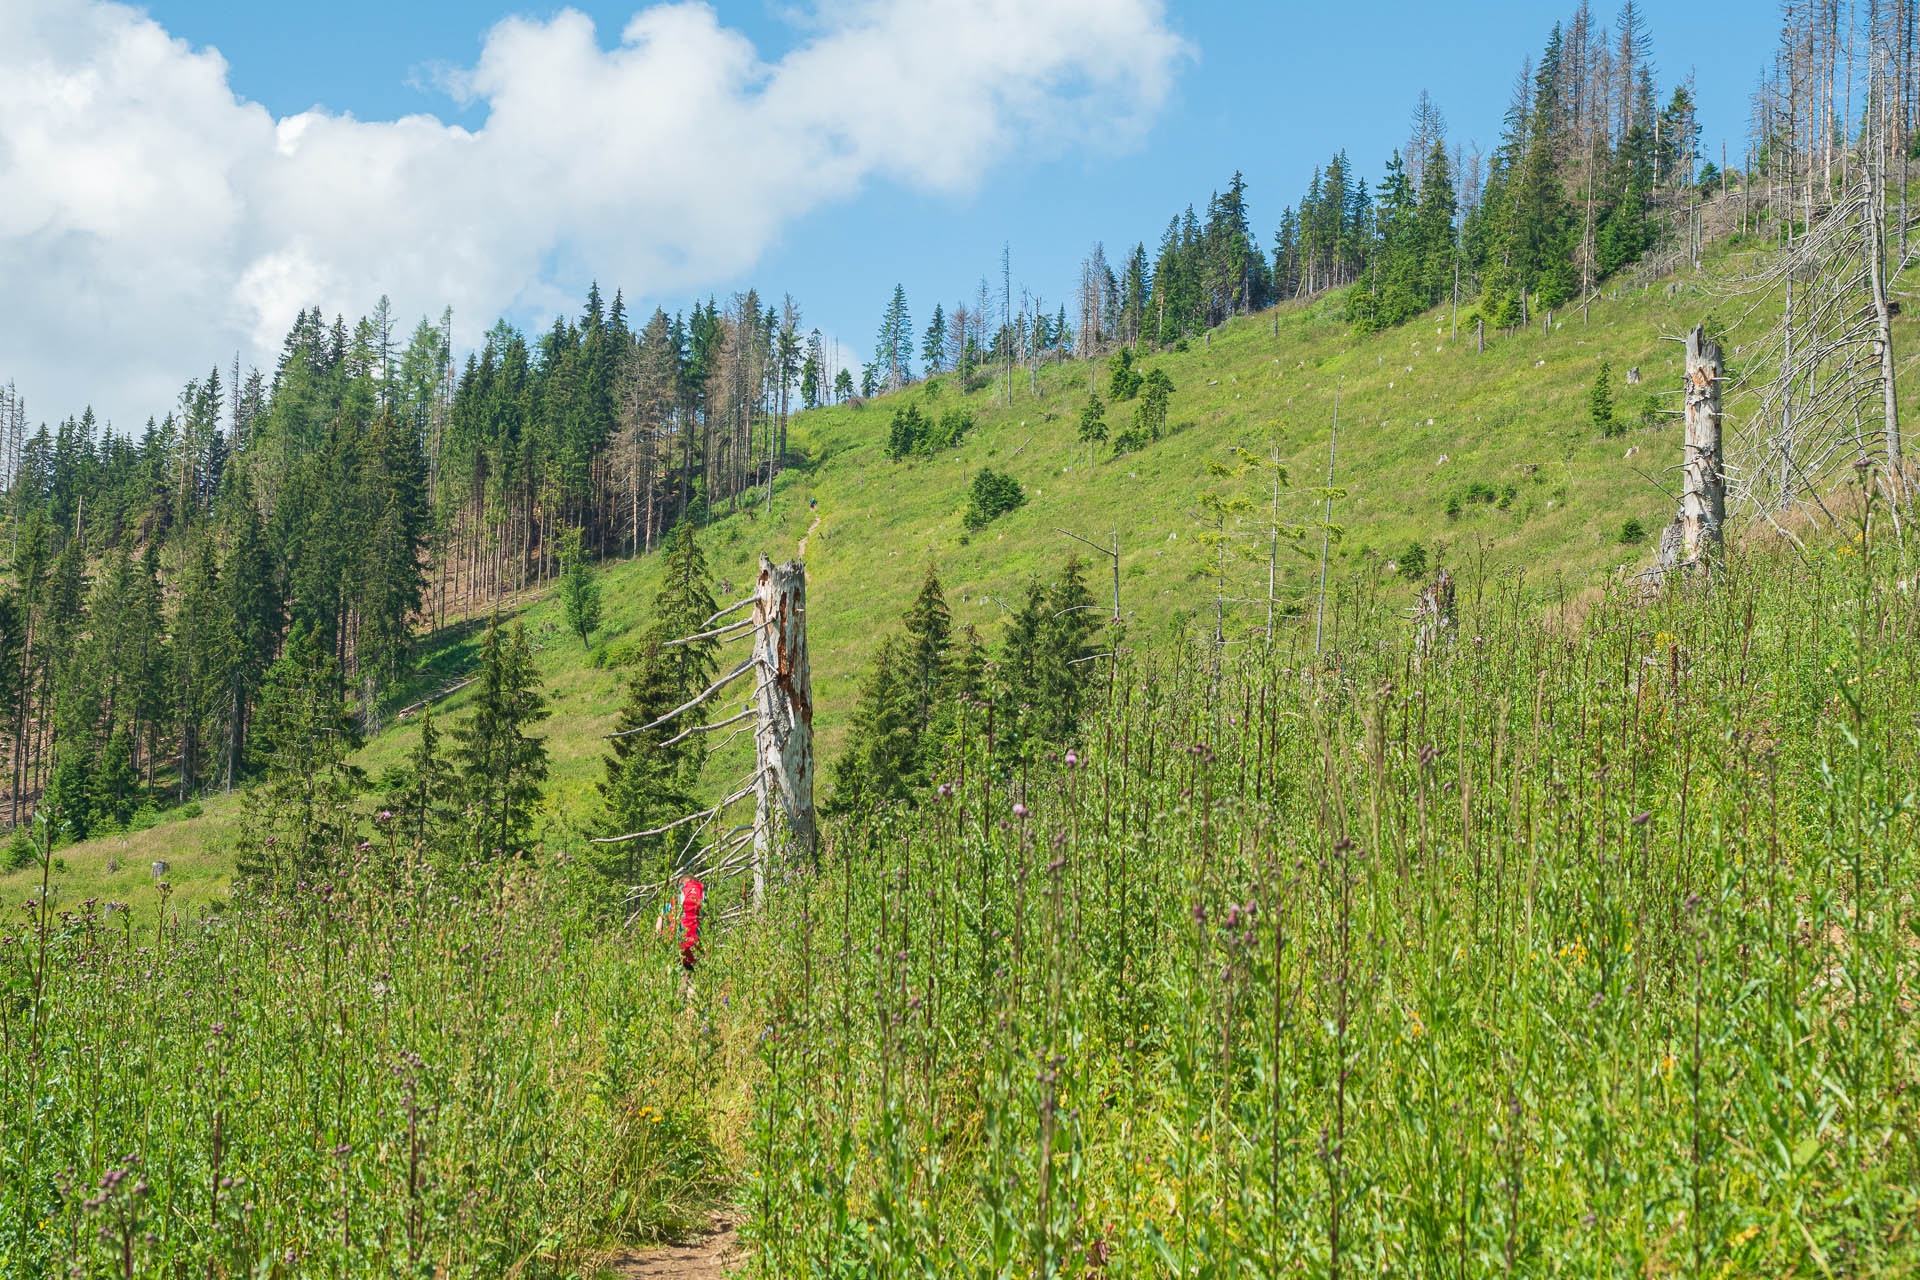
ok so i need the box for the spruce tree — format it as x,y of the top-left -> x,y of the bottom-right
223,494 -> 282,779
994,577 -> 1051,762
93,730 -> 137,831
652,521 -> 719,713
1077,394 -> 1108,454
173,539 -> 231,801
1590,361 -> 1616,436
44,737 -> 94,844
454,618 -> 550,859
900,565 -> 952,744
1039,555 -> 1103,743
826,635 -> 914,815
921,305 -> 948,375
238,623 -> 365,889
558,526 -> 602,650
387,703 -> 456,858
599,634 -> 695,879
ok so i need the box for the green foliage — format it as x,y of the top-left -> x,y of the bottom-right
747,535 -> 1920,1274
384,702 -> 457,859
235,624 -> 366,889
598,634 -> 697,880
453,618 -> 550,860
653,522 -> 720,704
828,566 -> 968,814
0,857 -> 725,1275
44,740 -> 95,845
886,403 -> 974,460
1397,541 -> 1428,579
558,526 -> 602,650
1591,360 -> 1617,435
963,468 -> 1026,530
2,827 -> 34,871
1134,367 -> 1174,438
1077,393 -> 1108,446
1619,515 -> 1647,544
1107,347 -> 1144,401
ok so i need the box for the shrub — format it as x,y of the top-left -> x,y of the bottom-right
885,404 -> 929,460
1619,516 -> 1647,544
1108,347 -> 1143,401
962,468 -> 1026,530
1591,360 -> 1617,436
1398,542 -> 1429,580
181,800 -> 204,820
1134,368 -> 1173,439
4,829 -> 35,871
1078,394 -> 1108,446
929,407 -> 974,452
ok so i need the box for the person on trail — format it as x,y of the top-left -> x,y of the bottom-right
676,877 -> 705,972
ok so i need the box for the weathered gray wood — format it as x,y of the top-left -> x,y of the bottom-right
1412,568 -> 1456,664
1659,326 -> 1725,577
1867,155 -> 1904,494
751,554 -> 816,905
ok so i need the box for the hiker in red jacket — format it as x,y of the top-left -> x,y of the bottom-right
677,877 -> 705,972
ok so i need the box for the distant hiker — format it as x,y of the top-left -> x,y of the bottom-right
677,877 -> 706,972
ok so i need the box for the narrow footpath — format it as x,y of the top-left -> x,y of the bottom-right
605,1217 -> 738,1278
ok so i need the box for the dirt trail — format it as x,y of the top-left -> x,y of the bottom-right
604,1215 -> 739,1278
796,511 -> 821,559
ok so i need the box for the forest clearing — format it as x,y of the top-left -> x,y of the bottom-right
5,0 -> 1920,1275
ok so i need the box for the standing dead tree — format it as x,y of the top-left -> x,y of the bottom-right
1718,182 -> 1908,519
748,554 -> 816,904
593,554 -> 816,912
1726,22 -> 1913,517
1410,567 -> 1456,664
1657,326 -> 1727,578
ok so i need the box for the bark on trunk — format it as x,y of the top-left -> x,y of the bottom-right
1867,155 -> 1906,495
750,553 -> 816,905
1662,325 -> 1726,577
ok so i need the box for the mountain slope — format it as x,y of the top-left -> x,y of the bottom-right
16,234 -> 1905,912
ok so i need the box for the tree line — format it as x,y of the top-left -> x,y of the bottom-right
0,279 -> 824,841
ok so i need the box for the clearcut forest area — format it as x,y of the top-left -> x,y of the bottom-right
5,4 -> 1920,1277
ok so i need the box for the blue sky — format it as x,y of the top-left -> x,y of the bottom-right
5,2 -> 1779,423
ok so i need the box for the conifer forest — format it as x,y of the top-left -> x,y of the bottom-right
4,2 -> 1920,1276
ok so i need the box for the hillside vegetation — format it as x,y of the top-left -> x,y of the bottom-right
9,487 -> 1918,1273
13,230 -> 1916,914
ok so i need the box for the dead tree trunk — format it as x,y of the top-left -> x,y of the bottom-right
1661,326 -> 1726,576
751,554 -> 816,904
1867,154 -> 1906,496
1411,567 -> 1456,665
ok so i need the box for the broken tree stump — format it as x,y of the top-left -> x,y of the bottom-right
750,554 -> 816,905
1657,325 -> 1725,579
1412,567 -> 1456,664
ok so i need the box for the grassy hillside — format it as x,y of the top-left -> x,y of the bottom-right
14,235 -> 1913,915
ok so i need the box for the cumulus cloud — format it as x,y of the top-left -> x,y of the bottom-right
0,0 -> 1186,428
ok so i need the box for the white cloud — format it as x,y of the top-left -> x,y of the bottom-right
0,0 -> 1186,428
